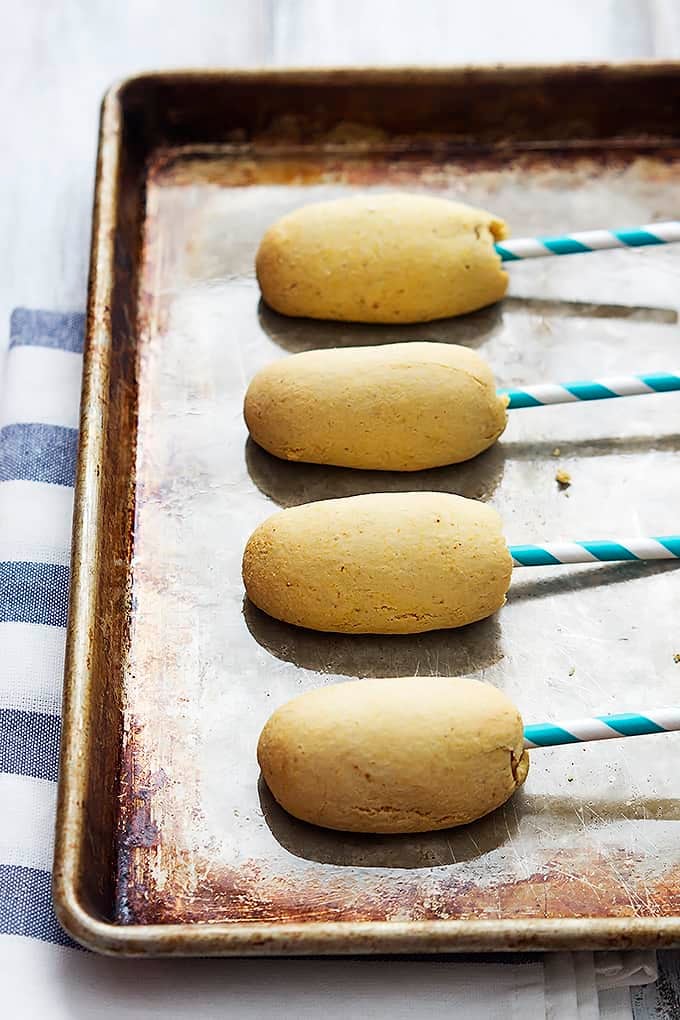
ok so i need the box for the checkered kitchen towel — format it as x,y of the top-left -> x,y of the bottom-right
0,308 -> 658,1017
1,308 -> 83,947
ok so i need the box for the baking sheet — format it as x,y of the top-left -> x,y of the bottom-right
52,68 -> 680,953
123,147 -> 680,926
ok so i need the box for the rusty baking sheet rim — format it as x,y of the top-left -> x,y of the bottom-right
53,66 -> 680,955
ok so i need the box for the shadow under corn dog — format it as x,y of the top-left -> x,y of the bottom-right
502,433 -> 680,462
519,792 -> 680,823
245,437 -> 506,508
257,297 -> 504,353
257,293 -> 674,356
502,295 -> 677,324
508,559 -> 680,604
245,429 -> 679,511
243,599 -> 503,677
258,775 -> 521,868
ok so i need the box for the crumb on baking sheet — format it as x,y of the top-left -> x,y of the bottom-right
555,468 -> 571,488
568,666 -> 575,676
552,447 -> 561,457
674,652 -> 680,664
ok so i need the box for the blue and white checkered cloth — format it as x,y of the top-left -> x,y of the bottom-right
0,308 -> 657,1017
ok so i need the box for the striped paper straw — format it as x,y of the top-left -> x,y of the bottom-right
510,536 -> 680,567
495,221 -> 680,261
524,709 -> 680,748
500,371 -> 680,409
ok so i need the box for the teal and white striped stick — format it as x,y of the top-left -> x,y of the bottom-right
510,536 -> 680,567
524,709 -> 680,749
495,221 -> 680,261
500,371 -> 680,409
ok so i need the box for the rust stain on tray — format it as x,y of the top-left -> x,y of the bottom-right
148,144 -> 680,190
116,139 -> 680,930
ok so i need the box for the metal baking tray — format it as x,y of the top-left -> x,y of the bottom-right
54,66 -> 680,955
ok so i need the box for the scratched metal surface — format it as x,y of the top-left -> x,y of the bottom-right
120,146 -> 680,926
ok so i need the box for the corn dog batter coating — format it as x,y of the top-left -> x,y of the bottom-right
256,193 -> 509,323
244,342 -> 508,471
258,676 -> 529,833
242,492 -> 512,634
